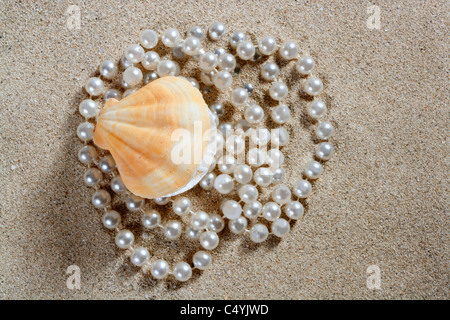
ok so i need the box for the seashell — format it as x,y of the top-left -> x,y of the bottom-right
93,76 -> 217,199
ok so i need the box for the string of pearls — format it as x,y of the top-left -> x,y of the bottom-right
76,22 -> 335,282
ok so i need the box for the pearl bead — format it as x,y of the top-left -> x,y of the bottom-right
258,36 -> 277,55
307,100 -> 327,119
78,145 -> 97,164
140,29 -> 158,49
130,247 -> 150,267
154,197 -> 169,205
214,48 -> 226,56
272,167 -> 285,184
141,51 -> 160,70
99,155 -> 115,173
99,60 -> 118,80
279,40 -> 299,60
304,77 -> 323,96
189,25 -> 205,39
92,189 -> 111,208
230,88 -> 248,106
210,102 -> 224,118
182,36 -> 202,55
233,164 -> 253,184
316,121 -> 334,140
157,59 -> 177,77
142,209 -> 161,229
271,104 -> 291,124
173,262 -> 192,282
247,148 -> 266,167
285,201 -> 304,220
305,160 -> 323,179
238,184 -> 259,203
267,149 -> 285,169
125,44 -> 145,63
272,185 -> 291,204
243,201 -> 262,219
199,52 -> 218,71
249,128 -> 271,146
85,77 -> 104,96
164,220 -> 182,240
84,168 -> 102,187
115,229 -> 134,249
262,202 -> 281,221
187,77 -> 199,89
126,194 -> 144,211
222,200 -> 242,220
316,142 -> 334,161
199,231 -> 219,250
110,175 -> 126,194
293,179 -> 312,198
190,211 -> 210,230
271,127 -> 289,147
162,28 -> 180,47
296,56 -> 315,75
218,155 -> 236,174
200,172 -> 216,190
229,216 -> 248,234
172,197 -> 191,216
214,174 -> 234,194
244,103 -> 264,123
271,218 -> 290,237
104,89 -> 121,101
123,66 -> 143,86
213,70 -> 233,90
230,31 -> 246,49
186,226 -> 201,240
207,214 -> 225,232
261,62 -> 280,81
218,53 -> 236,71
193,251 -> 212,270
200,70 -> 215,85
77,122 -> 94,141
236,41 -> 255,60
209,22 -> 226,40
254,167 -> 273,187
250,223 -> 269,243
151,259 -> 169,279
121,55 -> 133,69
269,82 -> 288,100
225,135 -> 245,155
102,210 -> 121,229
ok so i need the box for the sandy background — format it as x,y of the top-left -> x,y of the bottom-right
0,0 -> 448,299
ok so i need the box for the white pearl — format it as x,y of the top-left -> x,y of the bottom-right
222,200 -> 242,220
140,29 -> 158,49
200,172 -> 216,190
233,164 -> 253,184
154,197 -> 169,205
262,202 -> 281,221
173,262 -> 192,282
92,189 -> 111,208
125,44 -> 145,63
285,201 -> 304,220
238,184 -> 259,203
126,194 -> 144,211
271,218 -> 290,237
85,77 -> 104,96
188,77 -> 199,89
190,211 -> 210,230
304,77 -> 323,96
249,128 -> 271,147
258,36 -> 277,55
157,59 -> 177,77
78,145 -> 97,164
229,216 -> 248,234
269,82 -> 288,100
293,179 -> 312,198
98,155 -> 115,173
267,148 -> 285,169
316,121 -> 334,140
111,175 -> 126,193
199,52 -> 218,71
279,40 -> 299,60
200,70 -> 215,85
188,25 -> 205,39
208,214 -> 225,232
272,104 -> 291,124
115,229 -> 134,249
272,185 -> 291,205
218,53 -> 236,71
214,174 -> 234,194
142,209 -> 161,229
104,89 -> 121,101
225,135 -> 245,155
250,223 -> 269,243
305,160 -> 323,179
186,226 -> 201,240
247,148 -> 266,167
230,31 -> 246,49
271,127 -> 289,147
164,220 -> 183,240
121,55 -> 133,69
253,167 -> 273,187
230,87 -> 249,106
182,36 -> 202,55
99,60 -> 118,80
296,56 -> 315,75
272,167 -> 285,183
307,100 -> 327,119
141,51 -> 160,70
130,247 -> 150,267
210,102 -> 225,118
84,168 -> 102,187
77,122 -> 94,141
261,62 -> 280,81
124,88 -> 136,98
193,251 -> 212,270
102,210 -> 121,229
199,231 -> 219,250
243,201 -> 262,219
316,142 -> 334,160
236,41 -> 255,60
244,103 -> 264,123
218,122 -> 234,136
161,28 -> 180,47
209,22 -> 226,40
218,155 -> 236,174
213,70 -> 233,90
151,259 -> 169,279
123,66 -> 143,86
172,197 -> 191,216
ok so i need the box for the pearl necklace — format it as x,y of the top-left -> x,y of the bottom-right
76,22 -> 335,282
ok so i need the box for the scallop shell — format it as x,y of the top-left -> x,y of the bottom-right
93,76 -> 216,199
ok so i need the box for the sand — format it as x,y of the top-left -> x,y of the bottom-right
0,0 -> 448,299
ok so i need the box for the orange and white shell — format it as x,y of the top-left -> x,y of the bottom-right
93,76 -> 216,199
